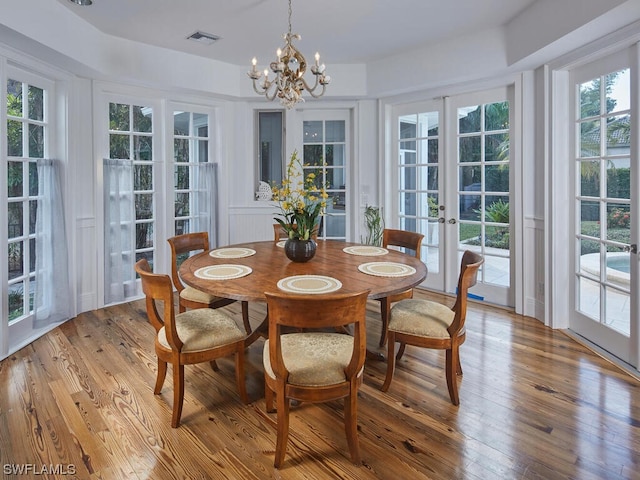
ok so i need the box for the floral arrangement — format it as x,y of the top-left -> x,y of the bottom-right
271,150 -> 328,241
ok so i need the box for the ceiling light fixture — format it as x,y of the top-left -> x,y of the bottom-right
69,0 -> 93,5
248,0 -> 330,109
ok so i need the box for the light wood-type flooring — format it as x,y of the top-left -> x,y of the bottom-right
1,289 -> 639,479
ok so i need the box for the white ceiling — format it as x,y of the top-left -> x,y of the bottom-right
61,0 -> 537,67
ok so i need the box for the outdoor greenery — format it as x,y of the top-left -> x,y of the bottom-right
8,287 -> 24,321
6,79 -> 42,321
580,221 -> 630,254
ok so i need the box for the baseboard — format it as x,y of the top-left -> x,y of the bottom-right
563,329 -> 640,381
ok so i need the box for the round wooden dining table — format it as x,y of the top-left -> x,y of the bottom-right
179,239 -> 427,350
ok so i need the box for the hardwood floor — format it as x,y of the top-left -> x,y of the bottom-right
1,289 -> 639,479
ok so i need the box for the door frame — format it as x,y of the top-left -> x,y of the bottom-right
387,85 -> 521,308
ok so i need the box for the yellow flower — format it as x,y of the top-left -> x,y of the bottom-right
272,149 -> 329,241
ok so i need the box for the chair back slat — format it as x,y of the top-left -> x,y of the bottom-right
167,232 -> 210,292
382,228 -> 425,259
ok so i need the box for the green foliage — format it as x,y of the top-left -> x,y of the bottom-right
8,287 -> 24,321
580,222 -> 630,254
361,205 -> 384,246
484,199 -> 510,223
427,196 -> 439,218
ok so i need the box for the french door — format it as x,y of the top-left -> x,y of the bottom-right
300,110 -> 349,241
569,51 -> 639,367
392,87 -> 513,306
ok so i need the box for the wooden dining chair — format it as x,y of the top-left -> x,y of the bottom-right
167,232 -> 252,334
134,259 -> 248,428
381,250 -> 484,405
376,228 -> 425,347
263,290 -> 370,468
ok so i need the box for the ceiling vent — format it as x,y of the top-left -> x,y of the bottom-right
187,31 -> 221,45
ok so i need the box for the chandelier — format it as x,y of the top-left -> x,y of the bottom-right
247,0 -> 330,109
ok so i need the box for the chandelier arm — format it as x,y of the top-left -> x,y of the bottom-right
264,84 -> 279,101
299,76 -> 328,99
306,83 -> 327,99
251,79 -> 268,95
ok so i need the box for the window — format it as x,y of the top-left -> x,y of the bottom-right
256,110 -> 284,187
6,78 -> 45,322
303,118 -> 347,240
108,102 -> 155,267
173,110 -> 209,235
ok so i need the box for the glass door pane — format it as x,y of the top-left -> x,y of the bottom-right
302,116 -> 348,240
397,110 -> 441,288
572,67 -> 634,364
454,99 -> 512,304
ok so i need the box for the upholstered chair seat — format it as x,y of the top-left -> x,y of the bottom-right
388,299 -> 455,339
263,332 -> 358,386
158,309 -> 245,353
179,286 -> 229,306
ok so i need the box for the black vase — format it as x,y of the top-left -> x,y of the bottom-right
284,238 -> 317,263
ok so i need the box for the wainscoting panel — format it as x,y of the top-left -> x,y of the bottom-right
227,205 -> 277,245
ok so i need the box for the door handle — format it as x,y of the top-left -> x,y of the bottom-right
438,217 -> 445,224
448,218 -> 457,224
624,244 -> 638,254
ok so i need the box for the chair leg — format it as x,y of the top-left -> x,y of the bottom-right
381,332 -> 396,392
235,347 -> 248,404
241,301 -> 252,334
396,342 -> 406,361
378,298 -> 391,347
273,387 -> 290,468
171,363 -> 185,428
210,360 -> 219,371
445,347 -> 460,406
154,358 -> 168,394
344,384 -> 361,465
264,377 -> 275,413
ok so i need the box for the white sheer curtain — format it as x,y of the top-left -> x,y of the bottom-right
103,159 -> 136,304
34,159 -> 72,327
196,162 -> 218,248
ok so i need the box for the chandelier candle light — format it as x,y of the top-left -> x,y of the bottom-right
248,0 -> 330,109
